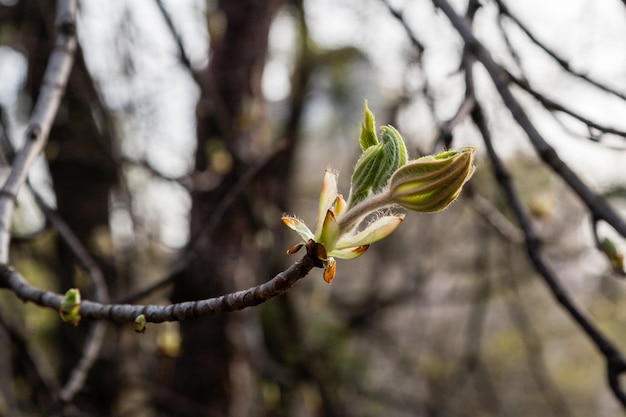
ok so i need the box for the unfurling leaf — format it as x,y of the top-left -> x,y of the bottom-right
281,100 -> 476,283
359,100 -> 378,150
349,124 -> 407,208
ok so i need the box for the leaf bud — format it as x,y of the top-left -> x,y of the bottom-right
389,146 -> 476,212
59,288 -> 81,326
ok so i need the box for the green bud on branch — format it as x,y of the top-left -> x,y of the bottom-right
349,103 -> 407,208
282,101 -> 476,283
60,288 -> 81,326
134,314 -> 147,333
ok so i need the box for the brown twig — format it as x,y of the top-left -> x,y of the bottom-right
510,74 -> 626,140
0,240 -> 320,324
494,0 -> 626,103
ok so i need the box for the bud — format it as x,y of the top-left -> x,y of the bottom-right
134,314 -> 147,333
359,100 -> 378,150
60,288 -> 81,326
389,147 -> 476,213
349,124 -> 407,208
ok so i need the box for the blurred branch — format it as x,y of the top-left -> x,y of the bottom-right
114,141 -> 288,304
495,0 -> 626,102
381,0 -> 438,136
454,273 -> 501,414
466,188 -> 524,244
0,0 -> 77,262
0,309 -> 59,412
381,0 -> 425,55
472,98 -> 626,408
154,0 -> 231,140
154,0 -> 194,72
510,74 -> 626,140
504,255 -> 572,416
57,323 -> 107,407
0,240 -> 319,324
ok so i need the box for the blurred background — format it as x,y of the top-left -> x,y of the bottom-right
1,0 -> 626,416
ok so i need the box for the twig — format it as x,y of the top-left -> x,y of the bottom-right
58,322 -> 107,404
0,240 -> 320,324
0,0 -> 77,262
495,0 -> 626,103
115,141 -> 288,304
153,0 -> 231,140
154,0 -> 194,71
381,0 -> 438,135
466,187 -> 524,244
510,74 -> 626,140
381,0 -> 425,55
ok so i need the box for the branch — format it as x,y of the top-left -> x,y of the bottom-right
510,74 -> 626,140
495,0 -> 626,103
465,187 -> 524,244
0,0 -> 77,262
115,141 -> 288,304
504,262 -> 573,416
472,100 -> 626,408
0,241 -> 320,324
431,0 -> 626,242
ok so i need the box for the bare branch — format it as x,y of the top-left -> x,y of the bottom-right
58,323 -> 107,404
465,188 -> 524,244
510,74 -> 626,140
471,100 -> 626,408
495,0 -> 626,103
0,0 -> 77,262
0,240 -> 319,324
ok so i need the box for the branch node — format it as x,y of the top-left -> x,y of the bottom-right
27,124 -> 42,141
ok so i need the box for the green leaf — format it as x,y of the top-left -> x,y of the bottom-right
349,124 -> 408,208
359,100 -> 378,150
